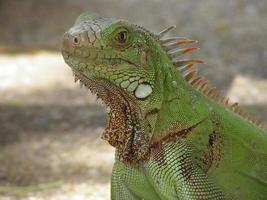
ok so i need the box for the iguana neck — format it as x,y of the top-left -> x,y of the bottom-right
145,56 -> 208,145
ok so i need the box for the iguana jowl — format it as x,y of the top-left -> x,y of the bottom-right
62,12 -> 267,200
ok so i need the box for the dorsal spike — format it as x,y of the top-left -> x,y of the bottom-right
190,76 -> 203,85
255,118 -> 263,126
217,95 -> 226,103
213,91 -> 220,100
162,39 -> 197,51
223,97 -> 230,105
173,59 -> 205,68
183,68 -> 197,81
202,84 -> 211,94
196,80 -> 209,92
162,39 -> 197,46
158,25 -> 176,38
181,47 -> 200,54
194,77 -> 206,86
237,107 -> 246,116
168,47 -> 199,59
160,37 -> 187,43
179,64 -> 194,73
206,88 -> 216,96
230,103 -> 239,112
182,63 -> 194,71
208,89 -> 217,98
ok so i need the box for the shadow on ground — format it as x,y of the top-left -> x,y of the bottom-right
0,102 -> 105,146
0,86 -> 113,199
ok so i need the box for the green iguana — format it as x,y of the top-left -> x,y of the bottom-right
62,12 -> 267,200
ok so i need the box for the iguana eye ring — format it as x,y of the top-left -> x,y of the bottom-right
117,31 -> 127,44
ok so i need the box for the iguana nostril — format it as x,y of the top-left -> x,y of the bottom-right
73,36 -> 79,44
62,32 -> 81,50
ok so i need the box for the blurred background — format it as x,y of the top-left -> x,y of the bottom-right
0,0 -> 266,199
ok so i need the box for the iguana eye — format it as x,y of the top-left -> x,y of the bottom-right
117,31 -> 127,44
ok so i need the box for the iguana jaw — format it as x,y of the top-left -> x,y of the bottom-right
63,47 -> 154,164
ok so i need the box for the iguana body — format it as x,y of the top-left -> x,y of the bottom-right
62,12 -> 267,199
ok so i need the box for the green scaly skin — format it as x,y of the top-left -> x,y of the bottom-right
62,12 -> 267,200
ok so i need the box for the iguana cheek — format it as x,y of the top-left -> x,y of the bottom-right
134,84 -> 153,99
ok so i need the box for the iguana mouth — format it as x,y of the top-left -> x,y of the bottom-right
71,69 -> 150,164
62,49 -> 140,69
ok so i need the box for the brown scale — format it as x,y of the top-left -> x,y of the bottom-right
102,102 -> 127,148
199,117 -> 224,173
201,131 -> 224,173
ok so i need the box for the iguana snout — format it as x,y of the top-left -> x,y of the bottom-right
62,16 -> 108,58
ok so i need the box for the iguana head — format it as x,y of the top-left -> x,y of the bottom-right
62,12 -> 177,163
62,12 -> 158,98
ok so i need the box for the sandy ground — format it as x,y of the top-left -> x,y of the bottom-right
0,52 -> 266,200
0,52 -> 113,200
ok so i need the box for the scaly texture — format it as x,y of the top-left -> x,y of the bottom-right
62,11 -> 267,200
